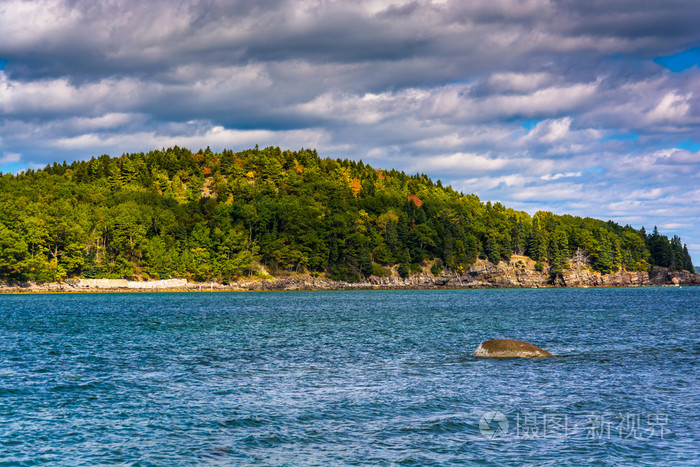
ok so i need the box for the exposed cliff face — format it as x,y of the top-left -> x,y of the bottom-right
1,256 -> 699,292
244,257 -> 699,291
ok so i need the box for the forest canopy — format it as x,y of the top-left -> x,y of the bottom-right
0,146 -> 694,283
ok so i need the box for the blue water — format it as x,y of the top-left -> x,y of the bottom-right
1,288 -> 698,465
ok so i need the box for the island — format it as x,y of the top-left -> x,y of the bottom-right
1,146 -> 697,292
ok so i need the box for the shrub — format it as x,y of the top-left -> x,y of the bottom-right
430,259 -> 444,276
371,264 -> 391,277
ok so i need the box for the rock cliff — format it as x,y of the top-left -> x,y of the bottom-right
1,255 -> 698,292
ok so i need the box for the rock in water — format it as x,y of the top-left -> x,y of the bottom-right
474,339 -> 553,358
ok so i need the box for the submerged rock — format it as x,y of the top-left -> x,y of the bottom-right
474,338 -> 553,358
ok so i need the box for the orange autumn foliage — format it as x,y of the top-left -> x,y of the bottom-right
407,194 -> 422,208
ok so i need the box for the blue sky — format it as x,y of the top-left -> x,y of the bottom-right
655,47 -> 700,72
1,0 -> 699,261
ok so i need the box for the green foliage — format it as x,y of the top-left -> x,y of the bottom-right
371,264 -> 391,277
397,247 -> 411,278
430,258 -> 444,276
0,146 -> 692,282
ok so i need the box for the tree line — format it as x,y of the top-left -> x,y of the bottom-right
0,146 -> 694,282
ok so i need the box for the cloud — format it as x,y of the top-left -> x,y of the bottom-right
1,0 -> 700,258
487,72 -> 552,93
408,152 -> 508,174
0,152 -> 21,164
53,124 -> 330,157
540,171 -> 582,181
525,117 -> 573,143
646,91 -> 692,124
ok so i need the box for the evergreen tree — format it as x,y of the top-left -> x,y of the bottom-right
594,236 -> 614,274
359,246 -> 373,278
485,234 -> 500,265
0,145 -> 694,282
397,248 -> 411,278
670,236 -> 684,271
682,244 -> 694,272
548,230 -> 569,276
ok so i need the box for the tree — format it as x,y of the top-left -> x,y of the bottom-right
593,236 -> 614,274
0,145 -> 691,286
548,230 -> 568,276
430,258 -> 443,276
0,223 -> 29,279
397,248 -> 411,278
682,244 -> 694,272
485,234 -> 500,265
670,236 -> 684,271
413,223 -> 437,251
527,218 -> 548,261
359,246 -> 373,278
647,226 -> 672,267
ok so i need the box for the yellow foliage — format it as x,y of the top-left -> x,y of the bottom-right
339,167 -> 351,184
355,209 -> 370,232
376,210 -> 399,231
350,177 -> 362,197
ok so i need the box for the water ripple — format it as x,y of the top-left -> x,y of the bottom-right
0,288 -> 698,464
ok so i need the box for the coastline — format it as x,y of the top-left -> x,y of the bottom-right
2,257 -> 698,294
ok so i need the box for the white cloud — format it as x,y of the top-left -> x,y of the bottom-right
53,124 -> 330,156
0,0 -> 81,48
524,117 -> 572,143
661,223 -> 690,230
646,91 -> 692,123
410,152 -> 508,173
1,0 -> 699,259
487,72 -> 551,92
540,171 -> 581,181
509,183 -> 585,202
0,152 -> 21,164
0,73 -> 144,115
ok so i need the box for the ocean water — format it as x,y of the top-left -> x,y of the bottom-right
0,288 -> 698,465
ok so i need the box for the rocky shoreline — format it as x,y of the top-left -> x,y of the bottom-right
2,256 -> 698,293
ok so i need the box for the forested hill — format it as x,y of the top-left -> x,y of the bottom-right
0,146 -> 694,283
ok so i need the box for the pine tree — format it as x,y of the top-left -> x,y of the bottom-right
682,244 -> 694,272
485,234 -> 500,265
670,236 -> 684,271
397,248 -> 410,278
359,246 -> 373,278
548,230 -> 568,275
510,221 -> 527,255
464,234 -> 478,264
594,237 -> 614,274
648,227 -> 672,267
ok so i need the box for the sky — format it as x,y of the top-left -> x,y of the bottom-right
1,0 -> 699,260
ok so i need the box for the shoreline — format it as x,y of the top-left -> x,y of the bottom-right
1,283 -> 694,295
2,258 -> 698,294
